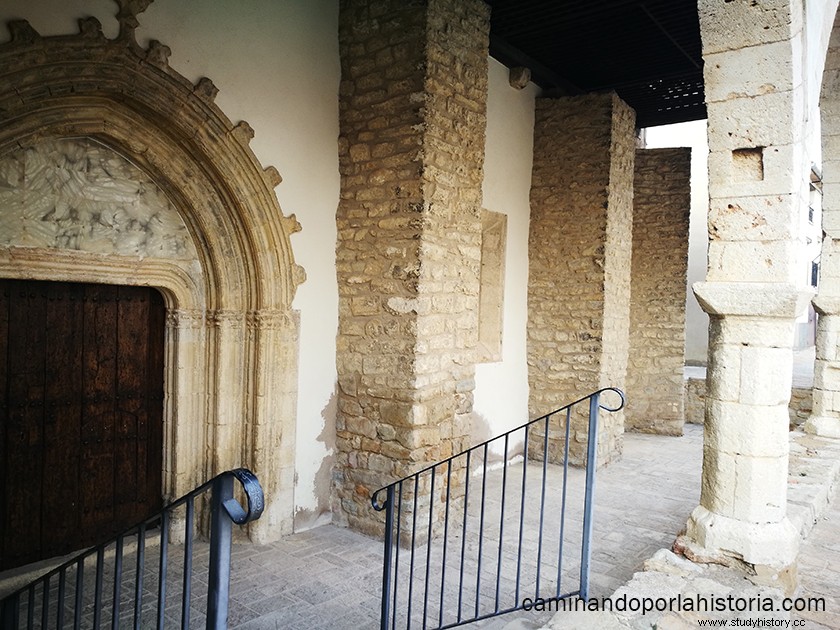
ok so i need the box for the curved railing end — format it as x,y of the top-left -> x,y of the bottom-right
596,387 -> 626,413
223,468 -> 265,524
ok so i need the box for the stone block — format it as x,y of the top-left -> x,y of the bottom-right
707,143 -> 802,198
729,454 -> 789,523
816,244 -> 840,288
813,361 -> 840,391
712,316 -> 797,348
700,447 -> 788,522
685,505 -> 799,567
821,156 -> 840,184
698,0 -> 802,55
704,399 -> 790,457
738,346 -> 793,406
704,39 -> 798,104
705,343 -> 741,403
821,208 -> 840,238
706,90 -> 802,152
708,194 -> 796,241
707,239 -> 799,284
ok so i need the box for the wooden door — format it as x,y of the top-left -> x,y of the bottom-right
0,280 -> 165,570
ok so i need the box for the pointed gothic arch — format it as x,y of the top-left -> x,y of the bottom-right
0,9 -> 304,541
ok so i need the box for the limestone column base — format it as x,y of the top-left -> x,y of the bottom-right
804,415 -> 840,438
680,505 -> 798,571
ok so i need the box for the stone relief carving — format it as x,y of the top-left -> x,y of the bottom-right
0,0 -> 304,309
0,138 -> 199,262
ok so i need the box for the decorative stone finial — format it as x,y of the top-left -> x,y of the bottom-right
145,39 -> 171,67
194,77 -> 219,102
78,16 -> 104,39
282,214 -> 302,235
8,20 -> 40,44
509,66 -> 531,90
231,121 -> 255,145
114,0 -> 154,41
263,166 -> 283,188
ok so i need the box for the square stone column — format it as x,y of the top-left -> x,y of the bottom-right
626,148 -> 691,436
681,0 -> 812,578
806,298 -> 840,438
335,0 -> 489,535
684,283 -> 811,571
527,93 -> 636,467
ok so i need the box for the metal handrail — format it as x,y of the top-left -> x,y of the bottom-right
372,387 -> 625,630
0,468 -> 264,630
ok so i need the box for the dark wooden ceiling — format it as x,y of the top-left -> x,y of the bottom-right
488,0 -> 705,128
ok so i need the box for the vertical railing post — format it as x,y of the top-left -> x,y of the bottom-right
380,484 -> 395,630
207,473 -> 234,630
1,593 -> 17,629
579,392 -> 601,601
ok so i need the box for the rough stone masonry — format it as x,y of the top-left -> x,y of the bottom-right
527,92 -> 636,468
626,148 -> 691,436
335,0 -> 489,535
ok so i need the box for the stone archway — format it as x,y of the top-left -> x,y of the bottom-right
0,5 -> 304,541
807,5 -> 840,439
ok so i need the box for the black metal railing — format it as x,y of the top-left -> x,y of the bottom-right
0,468 -> 264,630
371,388 -> 625,630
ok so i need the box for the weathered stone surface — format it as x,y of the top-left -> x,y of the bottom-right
335,0 -> 489,533
527,93 -> 635,467
698,0 -> 802,56
691,0 -> 809,556
808,27 -> 840,440
0,138 -> 198,262
626,149 -> 690,436
685,376 -> 813,429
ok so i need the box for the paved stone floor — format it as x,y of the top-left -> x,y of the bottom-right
796,481 -> 840,629
222,426 -> 705,629
5,421 -> 840,629
545,428 -> 840,630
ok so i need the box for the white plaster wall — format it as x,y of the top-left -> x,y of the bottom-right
645,120 -> 710,365
474,59 -> 538,440
0,0 -> 341,530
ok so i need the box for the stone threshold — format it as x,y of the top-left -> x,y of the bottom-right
543,430 -> 840,629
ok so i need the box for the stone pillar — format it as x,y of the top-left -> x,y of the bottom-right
626,148 -> 691,436
335,0 -> 489,535
527,93 -> 635,467
806,24 -> 840,438
681,0 -> 811,577
806,298 -> 840,437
